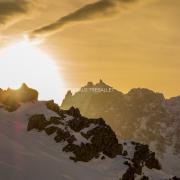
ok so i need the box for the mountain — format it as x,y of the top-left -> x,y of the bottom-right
61,80 -> 180,176
0,84 -> 178,180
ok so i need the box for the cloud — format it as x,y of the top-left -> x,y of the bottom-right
30,0 -> 145,38
0,0 -> 32,27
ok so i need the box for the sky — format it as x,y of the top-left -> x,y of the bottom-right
0,0 -> 180,98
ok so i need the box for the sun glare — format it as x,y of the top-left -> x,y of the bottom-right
0,38 -> 65,102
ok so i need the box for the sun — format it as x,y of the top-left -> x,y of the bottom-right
0,38 -> 65,103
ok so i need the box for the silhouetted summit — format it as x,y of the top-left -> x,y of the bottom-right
81,79 -> 114,93
61,81 -> 180,176
0,84 -> 38,111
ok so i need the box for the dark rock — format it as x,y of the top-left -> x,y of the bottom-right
121,166 -> 135,180
121,143 -> 161,180
66,107 -> 81,118
123,150 -> 128,156
67,135 -> 76,144
101,156 -> 106,160
46,100 -> 60,114
88,126 -> 123,158
54,135 -> 64,143
17,83 -> 38,102
63,144 -> 79,153
4,101 -> 20,112
27,114 -> 47,131
45,126 -> 58,135
124,161 -> 131,166
49,117 -> 62,125
171,176 -> 180,180
141,176 -> 149,180
68,117 -> 90,132
54,128 -> 71,143
0,84 -> 38,112
145,152 -> 161,170
133,144 -> 161,170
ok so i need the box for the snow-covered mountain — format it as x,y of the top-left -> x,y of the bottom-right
61,80 -> 180,176
0,84 -> 179,180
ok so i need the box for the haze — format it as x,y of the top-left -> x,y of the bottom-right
1,0 -> 180,100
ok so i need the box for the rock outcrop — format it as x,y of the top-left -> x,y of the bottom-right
27,107 -> 123,162
26,105 -> 179,179
0,85 -> 179,180
0,84 -> 38,111
61,81 -> 180,176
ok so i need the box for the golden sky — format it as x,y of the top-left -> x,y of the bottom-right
1,0 -> 180,98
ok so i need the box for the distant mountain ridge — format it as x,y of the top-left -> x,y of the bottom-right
61,80 -> 180,176
0,84 -> 179,180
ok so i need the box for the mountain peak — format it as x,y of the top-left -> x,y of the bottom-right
81,80 -> 113,93
95,79 -> 112,89
0,84 -> 38,112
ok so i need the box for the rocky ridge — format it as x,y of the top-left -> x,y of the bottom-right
61,80 -> 180,176
0,84 -> 179,179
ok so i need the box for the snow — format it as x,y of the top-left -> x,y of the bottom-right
64,114 -> 74,122
135,167 -> 171,180
81,124 -> 98,134
157,145 -> 180,177
0,101 -> 176,180
122,141 -> 136,159
0,101 -> 130,180
72,131 -> 90,145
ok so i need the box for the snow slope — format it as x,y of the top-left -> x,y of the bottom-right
0,101 -> 176,180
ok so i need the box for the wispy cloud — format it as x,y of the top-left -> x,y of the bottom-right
0,0 -> 32,28
30,0 -> 146,38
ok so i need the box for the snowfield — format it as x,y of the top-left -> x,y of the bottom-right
0,101 -> 176,180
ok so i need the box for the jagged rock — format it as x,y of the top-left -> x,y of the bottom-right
0,83 -> 179,179
24,100 -> 179,179
67,135 -> 76,144
171,177 -> 180,180
85,125 -> 123,158
133,144 -> 161,170
27,114 -> 47,131
63,144 -> 79,153
61,81 -> 180,162
27,106 -> 123,162
4,101 -> 20,112
46,100 -> 60,114
121,166 -> 135,180
49,117 -> 62,125
0,84 -> 38,112
45,126 -> 58,135
68,117 -> 90,132
141,176 -> 149,180
101,156 -> 106,160
66,107 -> 81,118
63,143 -> 99,162
121,143 -> 161,180
87,82 -> 94,87
54,128 -> 71,143
17,83 -> 38,102
123,150 -> 128,156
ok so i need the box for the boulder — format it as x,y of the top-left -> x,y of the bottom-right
45,126 -> 58,135
27,114 -> 47,131
49,117 -> 62,125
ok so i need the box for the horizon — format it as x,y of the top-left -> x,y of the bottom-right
0,80 -> 179,105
